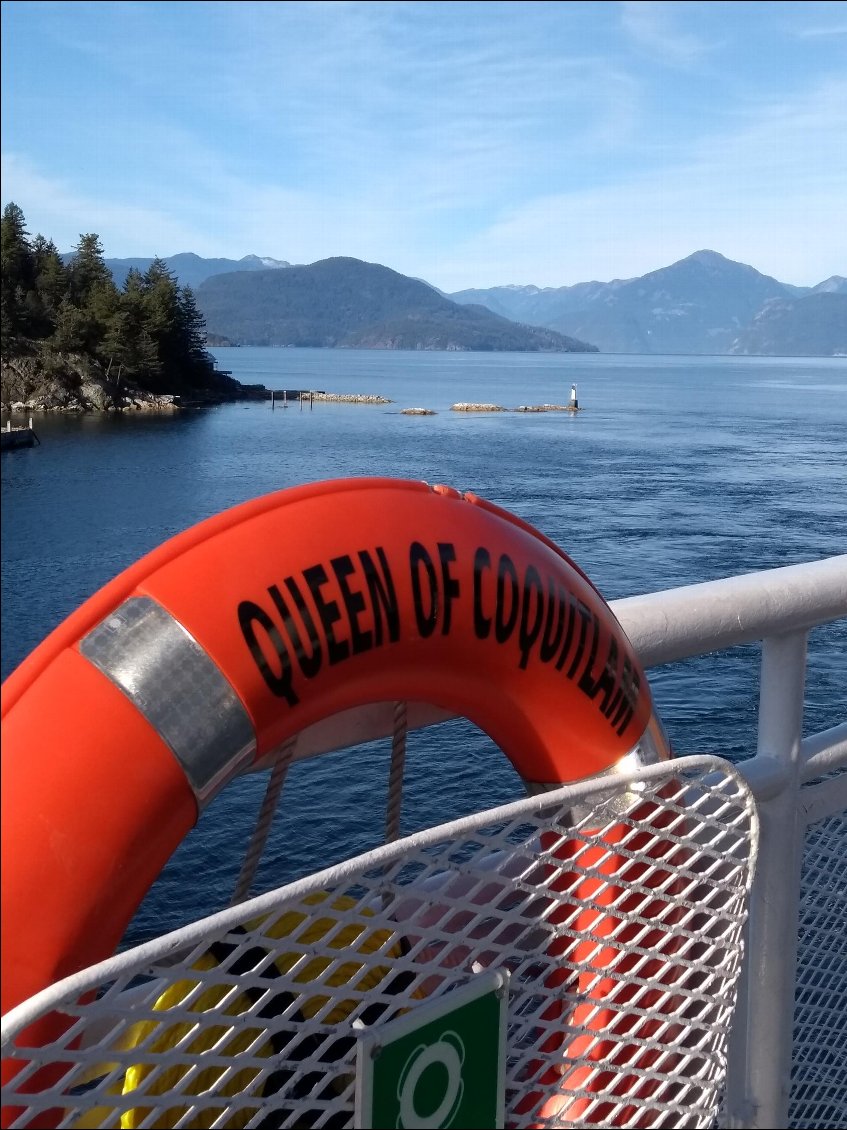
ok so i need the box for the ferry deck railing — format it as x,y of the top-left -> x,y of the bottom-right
2,556 -> 845,1128
281,554 -> 846,1128
615,555 -> 847,1130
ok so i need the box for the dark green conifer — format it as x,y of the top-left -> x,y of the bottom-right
1,206 -> 220,399
1,202 -> 36,351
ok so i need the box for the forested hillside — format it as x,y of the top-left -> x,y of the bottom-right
1,203 -> 241,409
196,257 -> 597,352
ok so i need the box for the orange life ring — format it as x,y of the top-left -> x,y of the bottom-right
1,477 -> 671,1118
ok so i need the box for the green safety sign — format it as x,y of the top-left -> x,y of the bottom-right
355,969 -> 508,1129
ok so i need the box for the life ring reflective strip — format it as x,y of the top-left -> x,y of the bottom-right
1,477 -> 670,1114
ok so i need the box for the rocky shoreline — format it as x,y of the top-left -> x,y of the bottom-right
1,358 -> 583,419
0,355 -> 271,413
0,356 -> 404,415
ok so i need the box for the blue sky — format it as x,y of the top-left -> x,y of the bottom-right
2,0 -> 845,291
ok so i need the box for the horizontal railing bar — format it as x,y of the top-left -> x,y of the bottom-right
800,722 -> 847,783
798,770 -> 847,824
610,556 -> 847,668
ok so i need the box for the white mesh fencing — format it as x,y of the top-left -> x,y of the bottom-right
2,756 -> 757,1129
789,809 -> 847,1130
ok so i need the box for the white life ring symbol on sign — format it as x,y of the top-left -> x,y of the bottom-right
396,1030 -> 465,1129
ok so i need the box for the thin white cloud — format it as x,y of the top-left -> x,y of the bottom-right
619,1 -> 716,65
795,22 -> 847,38
788,0 -> 847,38
3,3 -> 650,264
429,76 -> 847,289
209,4 -> 646,208
6,60 -> 844,290
3,3 -> 844,291
0,152 -> 219,255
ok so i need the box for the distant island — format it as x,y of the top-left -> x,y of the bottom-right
0,203 -> 266,413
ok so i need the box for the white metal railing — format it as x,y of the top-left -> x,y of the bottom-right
252,555 -> 847,1127
615,555 -> 847,1130
2,556 -> 845,1128
2,756 -> 760,1130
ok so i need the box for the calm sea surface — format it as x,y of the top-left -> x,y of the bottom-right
2,349 -> 845,945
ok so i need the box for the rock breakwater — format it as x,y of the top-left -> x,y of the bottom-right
451,402 -> 583,414
309,392 -> 392,404
451,402 -> 506,413
514,404 -> 582,413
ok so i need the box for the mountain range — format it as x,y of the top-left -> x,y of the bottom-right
449,251 -> 846,356
92,252 -> 291,290
95,248 -> 845,356
195,257 -> 595,352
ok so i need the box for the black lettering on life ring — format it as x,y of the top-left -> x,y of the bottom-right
468,547 -> 641,738
331,554 -> 371,656
539,580 -> 566,663
495,554 -> 520,644
591,634 -> 620,715
303,564 -> 348,667
577,606 -> 601,697
473,547 -> 492,640
238,600 -> 299,706
437,543 -> 460,636
553,591 -> 577,672
358,548 -> 400,647
409,542 -> 438,638
271,580 -> 321,678
239,546 -> 399,706
564,599 -> 593,680
517,564 -> 544,670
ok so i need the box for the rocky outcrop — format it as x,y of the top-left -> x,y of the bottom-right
0,354 -> 270,412
514,403 -> 581,412
1,355 -> 178,412
451,401 -> 582,414
309,392 -> 392,404
451,402 -> 506,412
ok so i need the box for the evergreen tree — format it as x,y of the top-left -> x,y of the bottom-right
1,205 -> 227,403
175,285 -> 215,384
69,233 -> 114,306
1,202 -> 36,350
140,258 -> 181,391
103,269 -> 160,381
67,233 -> 120,358
51,296 -> 88,354
29,236 -> 69,339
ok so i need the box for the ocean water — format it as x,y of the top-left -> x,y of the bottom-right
2,349 -> 845,945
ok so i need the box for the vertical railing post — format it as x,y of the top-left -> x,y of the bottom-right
732,629 -> 808,1128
